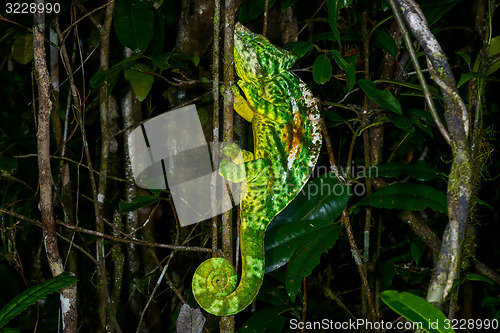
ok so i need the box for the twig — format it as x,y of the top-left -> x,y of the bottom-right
136,253 -> 173,332
340,209 -> 378,322
62,0 -> 115,38
292,0 -> 327,40
263,0 -> 269,36
387,0 -> 451,146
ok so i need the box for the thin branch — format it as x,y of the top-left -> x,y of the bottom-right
292,0 -> 327,40
387,0 -> 451,146
33,2 -> 77,330
212,0 -> 221,255
392,0 -> 472,310
62,0 -> 115,38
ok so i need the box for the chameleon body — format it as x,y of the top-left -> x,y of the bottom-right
192,23 -> 322,316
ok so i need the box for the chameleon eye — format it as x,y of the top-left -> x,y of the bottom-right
256,42 -> 262,47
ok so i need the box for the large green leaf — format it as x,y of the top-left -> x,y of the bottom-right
118,195 -> 162,214
326,0 -> 353,45
376,89 -> 402,115
465,273 -> 494,285
358,79 -> 402,114
265,173 -> 349,272
257,280 -> 290,306
312,54 -> 333,85
380,290 -> 455,333
372,30 -> 398,57
11,34 -> 33,65
238,0 -> 279,23
281,0 -> 298,10
355,183 -> 447,213
114,0 -> 154,53
90,54 -> 146,89
240,305 -> 290,332
124,64 -> 154,101
286,41 -> 313,59
0,272 -> 77,328
364,161 -> 445,181
331,50 -> 356,91
285,225 -> 342,301
268,173 -> 350,229
419,0 -> 464,26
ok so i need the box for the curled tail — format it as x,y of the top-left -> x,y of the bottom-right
192,226 -> 265,316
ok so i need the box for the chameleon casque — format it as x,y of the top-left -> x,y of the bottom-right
192,22 -> 322,316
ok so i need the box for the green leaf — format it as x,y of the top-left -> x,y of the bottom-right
465,273 -> 494,285
326,0 -> 340,44
330,50 -> 348,70
312,54 -> 333,85
457,72 -> 478,88
258,280 -> 290,306
486,36 -> 500,76
372,29 -> 398,57
411,238 -> 426,266
90,69 -> 107,88
375,89 -> 402,115
331,50 -> 356,90
355,183 -> 447,213
357,79 -> 378,99
321,111 -> 346,128
11,34 -> 33,65
118,195 -> 162,214
0,272 -> 77,328
286,41 -> 312,59
285,225 -> 342,301
475,197 -> 494,211
456,51 -> 471,70
385,114 -> 414,132
124,64 -> 154,101
0,157 -> 18,175
482,296 -> 500,307
114,0 -> 154,53
90,54 -> 145,89
280,0 -> 298,10
345,62 -> 356,91
0,28 -> 16,44
364,160 -> 445,181
419,0 -> 462,26
358,79 -> 402,114
380,290 -> 455,333
326,0 -> 352,45
265,173 -> 350,273
377,79 -> 440,96
240,305 -> 290,332
238,0 -> 279,23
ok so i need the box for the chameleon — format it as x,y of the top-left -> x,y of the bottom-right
192,22 -> 322,316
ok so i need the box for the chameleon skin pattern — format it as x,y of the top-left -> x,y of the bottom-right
192,23 -> 322,316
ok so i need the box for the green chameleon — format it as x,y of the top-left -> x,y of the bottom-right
192,23 -> 322,316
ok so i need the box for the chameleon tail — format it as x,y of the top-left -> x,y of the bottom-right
192,226 -> 265,316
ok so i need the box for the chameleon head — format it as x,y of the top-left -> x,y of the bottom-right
234,22 -> 297,81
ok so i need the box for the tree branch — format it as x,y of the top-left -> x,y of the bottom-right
33,1 -> 78,331
391,0 -> 472,310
